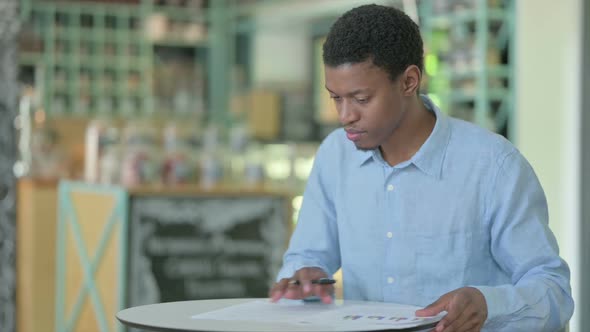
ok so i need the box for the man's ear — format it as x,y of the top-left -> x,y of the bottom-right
401,65 -> 422,96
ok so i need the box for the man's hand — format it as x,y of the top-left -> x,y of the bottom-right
269,267 -> 334,304
415,287 -> 488,332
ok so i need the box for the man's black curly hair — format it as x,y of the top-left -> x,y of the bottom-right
323,4 -> 424,82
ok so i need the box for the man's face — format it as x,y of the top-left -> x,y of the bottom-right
325,60 -> 406,150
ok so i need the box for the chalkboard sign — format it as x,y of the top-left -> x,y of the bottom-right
127,195 -> 289,307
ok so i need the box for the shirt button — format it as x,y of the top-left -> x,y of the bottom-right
387,184 -> 394,191
386,232 -> 393,238
387,277 -> 395,284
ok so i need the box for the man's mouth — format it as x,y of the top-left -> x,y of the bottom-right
345,129 -> 364,141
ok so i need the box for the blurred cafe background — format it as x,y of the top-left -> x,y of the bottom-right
0,0 -> 588,331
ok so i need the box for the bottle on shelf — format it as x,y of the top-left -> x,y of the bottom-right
15,86 -> 36,178
243,142 -> 265,187
84,98 -> 119,183
120,98 -> 162,187
199,124 -> 225,189
161,92 -> 202,185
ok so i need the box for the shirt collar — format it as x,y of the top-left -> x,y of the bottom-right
355,148 -> 375,166
354,95 -> 451,179
410,95 -> 451,179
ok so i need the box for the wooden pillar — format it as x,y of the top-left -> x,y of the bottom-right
0,1 -> 20,331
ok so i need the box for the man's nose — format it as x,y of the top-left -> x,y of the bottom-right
338,100 -> 359,125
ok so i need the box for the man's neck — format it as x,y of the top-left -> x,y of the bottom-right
379,97 -> 436,166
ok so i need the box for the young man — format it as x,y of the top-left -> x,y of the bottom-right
269,4 -> 573,332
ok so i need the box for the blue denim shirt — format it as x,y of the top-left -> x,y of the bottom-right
277,96 -> 574,331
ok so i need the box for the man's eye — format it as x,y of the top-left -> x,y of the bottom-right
330,95 -> 341,100
356,98 -> 368,104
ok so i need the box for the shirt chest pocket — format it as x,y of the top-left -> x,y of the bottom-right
413,230 -> 487,303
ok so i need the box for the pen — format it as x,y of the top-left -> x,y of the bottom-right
288,278 -> 336,285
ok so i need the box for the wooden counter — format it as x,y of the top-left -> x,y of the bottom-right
53,181 -> 295,332
17,179 -> 296,332
17,179 -> 59,332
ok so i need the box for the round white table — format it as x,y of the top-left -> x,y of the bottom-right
116,298 -> 437,332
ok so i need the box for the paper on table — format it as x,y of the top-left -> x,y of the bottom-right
191,299 -> 444,330
300,302 -> 444,329
191,299 -> 335,323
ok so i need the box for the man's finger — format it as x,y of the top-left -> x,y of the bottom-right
451,304 -> 486,332
295,268 -> 329,297
302,280 -> 313,296
283,278 -> 306,299
273,267 -> 332,302
437,295 -> 472,332
295,270 -> 314,296
269,279 -> 290,302
314,284 -> 334,304
440,306 -> 473,332
416,297 -> 448,317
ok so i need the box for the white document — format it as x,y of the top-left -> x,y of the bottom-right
191,299 -> 444,330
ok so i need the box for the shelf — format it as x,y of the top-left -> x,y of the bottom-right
41,1 -> 141,17
19,52 -> 42,66
439,66 -> 510,81
52,86 -> 144,98
150,39 -> 209,48
429,8 -> 507,28
54,27 -> 144,44
439,89 -> 509,103
420,0 -> 514,138
149,5 -> 208,22
50,55 -> 150,71
19,53 -> 148,71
